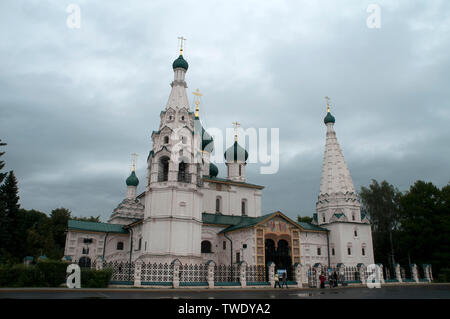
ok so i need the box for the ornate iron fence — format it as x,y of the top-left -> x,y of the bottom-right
307,266 -> 317,288
214,264 -> 240,283
141,262 -> 173,284
104,261 -> 134,282
344,266 -> 360,282
179,264 -> 208,284
246,265 -> 266,283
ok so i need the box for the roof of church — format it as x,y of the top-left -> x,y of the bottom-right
68,220 -> 128,234
202,212 -> 327,233
203,176 -> 264,189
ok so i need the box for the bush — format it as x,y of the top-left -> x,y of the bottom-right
0,264 -> 42,287
0,260 -> 113,288
81,268 -> 112,288
35,260 -> 67,287
436,268 -> 450,283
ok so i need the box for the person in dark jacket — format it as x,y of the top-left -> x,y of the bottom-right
319,273 -> 326,289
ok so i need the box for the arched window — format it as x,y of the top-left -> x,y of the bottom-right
201,240 -> 212,253
347,243 -> 352,256
216,196 -> 221,213
178,161 -> 189,182
331,247 -> 335,256
317,247 -> 321,256
78,256 -> 91,268
352,213 -> 355,221
138,238 -> 142,250
354,228 -> 358,237
159,157 -> 169,182
241,199 -> 247,216
362,243 -> 367,256
239,165 -> 241,176
322,215 -> 326,223
116,242 -> 124,250
181,116 -> 185,121
164,136 -> 169,144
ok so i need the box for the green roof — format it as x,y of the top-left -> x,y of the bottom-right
126,171 -> 139,187
202,212 -> 328,233
296,222 -> 328,232
203,176 -> 264,189
68,220 -> 128,234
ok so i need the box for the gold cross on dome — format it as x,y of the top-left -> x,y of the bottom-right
192,89 -> 202,117
232,121 -> 240,141
131,153 -> 138,172
178,36 -> 186,55
325,96 -> 331,112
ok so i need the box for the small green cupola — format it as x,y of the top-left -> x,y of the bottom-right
324,111 -> 335,124
224,141 -> 248,162
209,163 -> 219,177
323,96 -> 335,124
126,171 -> 139,187
172,55 -> 189,70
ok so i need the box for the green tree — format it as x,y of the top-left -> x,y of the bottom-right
72,215 -> 101,222
21,209 -> 56,259
0,171 -> 21,262
0,139 -> 6,184
398,181 -> 450,276
0,140 -> 7,262
50,207 -> 71,256
297,215 -> 313,223
359,179 -> 401,268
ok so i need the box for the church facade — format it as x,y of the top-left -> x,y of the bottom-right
63,48 -> 374,275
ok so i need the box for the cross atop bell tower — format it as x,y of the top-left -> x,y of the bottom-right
178,36 -> 186,55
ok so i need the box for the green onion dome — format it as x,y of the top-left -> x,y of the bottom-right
209,163 -> 219,177
224,141 -> 248,162
324,111 -> 335,124
194,117 -> 214,153
172,55 -> 189,70
126,171 -> 139,187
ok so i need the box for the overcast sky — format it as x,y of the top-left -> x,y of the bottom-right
1,0 -> 449,222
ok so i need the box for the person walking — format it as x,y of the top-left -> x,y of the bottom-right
332,271 -> 338,287
282,271 -> 289,288
274,272 -> 281,288
319,272 -> 326,289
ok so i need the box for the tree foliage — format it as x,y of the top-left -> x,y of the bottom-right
360,179 -> 450,278
297,215 -> 313,223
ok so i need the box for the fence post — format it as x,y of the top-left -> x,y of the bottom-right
423,264 -> 431,282
294,263 -> 302,288
394,263 -> 402,283
358,264 -> 366,285
95,257 -> 104,270
377,264 -> 385,284
239,261 -> 247,288
410,264 -> 419,283
171,259 -> 181,288
134,260 -> 142,287
267,262 -> 275,287
206,260 -> 215,289
429,264 -> 433,281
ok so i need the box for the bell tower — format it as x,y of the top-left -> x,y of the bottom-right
141,39 -> 208,264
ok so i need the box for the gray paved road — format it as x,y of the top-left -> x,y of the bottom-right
0,284 -> 449,299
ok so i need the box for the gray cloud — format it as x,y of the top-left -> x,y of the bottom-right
1,0 -> 449,221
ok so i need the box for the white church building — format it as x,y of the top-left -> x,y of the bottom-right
63,46 -> 375,280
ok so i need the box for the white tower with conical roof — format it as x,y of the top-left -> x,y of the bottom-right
141,40 -> 211,264
315,98 -> 374,267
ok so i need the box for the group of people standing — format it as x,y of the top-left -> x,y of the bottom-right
319,271 -> 340,288
274,271 -> 289,288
